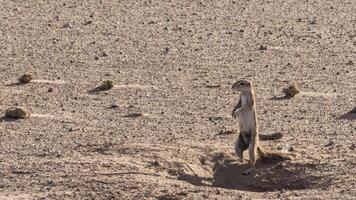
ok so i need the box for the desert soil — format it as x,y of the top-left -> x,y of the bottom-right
0,0 -> 355,199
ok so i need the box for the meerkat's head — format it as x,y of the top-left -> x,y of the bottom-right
232,80 -> 252,92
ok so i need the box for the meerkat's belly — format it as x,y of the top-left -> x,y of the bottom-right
238,110 -> 256,133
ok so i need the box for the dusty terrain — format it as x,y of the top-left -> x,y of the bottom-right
0,0 -> 355,199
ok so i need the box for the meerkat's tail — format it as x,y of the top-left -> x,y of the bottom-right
257,146 -> 295,161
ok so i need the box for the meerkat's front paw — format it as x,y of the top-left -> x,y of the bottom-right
232,112 -> 237,118
232,110 -> 240,118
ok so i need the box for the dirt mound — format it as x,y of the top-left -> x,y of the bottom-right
165,152 -> 331,192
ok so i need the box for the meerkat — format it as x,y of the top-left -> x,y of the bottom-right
232,80 -> 293,175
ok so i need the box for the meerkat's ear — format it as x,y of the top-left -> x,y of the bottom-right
237,80 -> 245,85
238,80 -> 250,86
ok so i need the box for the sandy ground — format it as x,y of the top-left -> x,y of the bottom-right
0,0 -> 355,199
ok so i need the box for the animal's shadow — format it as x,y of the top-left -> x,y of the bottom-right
0,116 -> 18,122
177,157 -> 331,192
269,96 -> 292,100
339,110 -> 356,120
5,82 -> 23,87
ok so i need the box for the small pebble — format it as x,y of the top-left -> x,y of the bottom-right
109,104 -> 119,109
259,45 -> 267,50
62,23 -> 73,28
282,84 -> 300,98
5,107 -> 29,119
324,140 -> 334,147
346,61 -> 354,65
83,20 -> 93,25
18,74 -> 33,84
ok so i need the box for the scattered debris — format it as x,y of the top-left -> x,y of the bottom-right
5,107 -> 30,119
62,23 -> 73,28
18,74 -> 33,84
349,144 -> 355,150
89,80 -> 114,93
147,161 -> 160,167
324,140 -> 334,147
83,20 -> 93,25
199,156 -> 207,165
98,80 -> 114,90
123,113 -> 143,118
346,61 -> 354,66
163,47 -> 169,54
277,144 -> 294,152
282,84 -> 300,98
309,19 -> 317,25
101,52 -> 108,57
157,194 -> 180,200
259,45 -> 267,50
217,129 -> 236,136
205,84 -> 221,88
109,104 -> 119,109
208,116 -> 224,122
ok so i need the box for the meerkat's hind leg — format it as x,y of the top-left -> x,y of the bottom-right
235,134 -> 248,161
243,136 -> 258,175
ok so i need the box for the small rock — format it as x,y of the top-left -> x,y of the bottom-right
199,157 -> 207,165
109,104 -> 119,109
163,47 -> 169,54
83,20 -> 93,25
282,84 -> 300,98
48,87 -> 54,92
18,74 -> 33,84
217,129 -> 236,136
346,61 -> 354,65
124,113 -> 143,118
282,144 -> 294,152
324,140 -> 334,147
148,161 -> 160,167
62,23 -> 73,28
92,80 -> 114,92
5,107 -> 29,119
205,84 -> 221,88
259,45 -> 267,50
309,20 -> 317,25
101,52 -> 108,57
